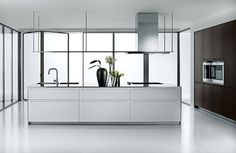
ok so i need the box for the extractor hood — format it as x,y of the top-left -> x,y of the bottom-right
136,13 -> 159,52
127,12 -> 173,54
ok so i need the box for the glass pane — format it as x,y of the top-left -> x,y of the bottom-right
69,53 -> 82,84
180,30 -> 191,104
44,32 -> 68,51
115,33 -> 137,51
4,27 -> 12,106
32,32 -> 40,52
24,33 -> 40,99
13,31 -> 18,101
86,33 -> 113,51
0,25 -> 3,109
84,53 -> 112,86
158,33 -> 176,51
149,33 -> 178,85
115,53 -> 143,86
69,32 -> 83,51
44,53 -> 67,83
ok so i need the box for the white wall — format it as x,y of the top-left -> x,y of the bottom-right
190,8 -> 236,107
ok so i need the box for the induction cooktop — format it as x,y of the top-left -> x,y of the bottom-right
127,82 -> 163,85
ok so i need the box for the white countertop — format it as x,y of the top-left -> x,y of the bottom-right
28,83 -> 179,88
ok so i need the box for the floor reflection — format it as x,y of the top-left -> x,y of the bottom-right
0,102 -> 235,153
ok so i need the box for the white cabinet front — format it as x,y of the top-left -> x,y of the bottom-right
130,100 -> 180,122
80,100 -> 129,122
28,88 -> 79,100
28,87 -> 181,124
130,88 -> 180,100
29,100 -> 78,122
80,88 -> 129,100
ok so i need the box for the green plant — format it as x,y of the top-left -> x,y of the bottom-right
110,70 -> 124,78
88,60 -> 101,69
105,56 -> 116,65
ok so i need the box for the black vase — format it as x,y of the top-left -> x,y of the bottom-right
117,77 -> 120,87
97,68 -> 108,87
115,77 -> 120,87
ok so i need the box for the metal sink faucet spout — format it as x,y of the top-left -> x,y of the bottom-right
48,68 -> 59,86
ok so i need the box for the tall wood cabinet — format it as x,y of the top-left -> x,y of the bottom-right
223,87 -> 236,121
224,21 -> 236,88
194,20 -> 236,121
194,83 -> 202,107
202,28 -> 213,60
212,24 -> 225,59
194,32 -> 203,83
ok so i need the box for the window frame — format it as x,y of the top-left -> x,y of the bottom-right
22,31 -> 179,99
0,23 -> 21,111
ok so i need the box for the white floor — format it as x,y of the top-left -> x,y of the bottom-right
0,102 -> 235,153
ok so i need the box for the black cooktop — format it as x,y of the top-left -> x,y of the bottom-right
127,82 -> 163,85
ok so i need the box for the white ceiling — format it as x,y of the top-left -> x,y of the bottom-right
0,0 -> 236,31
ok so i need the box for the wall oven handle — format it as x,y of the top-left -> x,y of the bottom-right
211,66 -> 216,79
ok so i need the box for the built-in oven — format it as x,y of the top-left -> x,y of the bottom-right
211,61 -> 224,85
202,61 -> 224,85
203,61 -> 212,83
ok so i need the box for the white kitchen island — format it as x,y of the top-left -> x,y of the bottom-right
28,85 -> 181,124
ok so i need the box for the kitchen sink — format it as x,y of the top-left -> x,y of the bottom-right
37,82 -> 79,87
37,82 -> 57,85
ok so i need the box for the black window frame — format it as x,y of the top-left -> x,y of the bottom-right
0,23 -> 21,111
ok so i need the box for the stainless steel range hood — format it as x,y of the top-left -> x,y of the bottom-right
136,13 -> 159,52
126,12 -> 174,54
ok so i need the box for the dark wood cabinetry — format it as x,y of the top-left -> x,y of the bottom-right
229,53 -> 236,88
212,24 -> 225,59
210,85 -> 223,114
201,84 -> 223,115
194,32 -> 203,83
201,84 -> 211,109
224,52 -> 236,88
202,24 -> 226,60
224,21 -> 236,88
202,28 -> 213,60
223,87 -> 236,121
194,20 -> 236,121
195,83 -> 224,114
194,83 -> 203,107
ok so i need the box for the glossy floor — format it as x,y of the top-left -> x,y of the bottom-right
0,102 -> 235,153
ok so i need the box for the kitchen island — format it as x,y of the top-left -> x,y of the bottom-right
27,85 -> 181,124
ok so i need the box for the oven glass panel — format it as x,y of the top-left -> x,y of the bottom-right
215,65 -> 223,80
204,65 -> 211,79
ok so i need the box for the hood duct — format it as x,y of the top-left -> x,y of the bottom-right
136,13 -> 159,52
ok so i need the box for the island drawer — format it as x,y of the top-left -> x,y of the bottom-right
130,87 -> 181,100
28,88 -> 79,100
29,100 -> 78,122
130,100 -> 181,122
80,88 -> 129,100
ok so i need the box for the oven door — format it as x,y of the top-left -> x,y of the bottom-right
212,62 -> 224,85
203,62 -> 212,83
